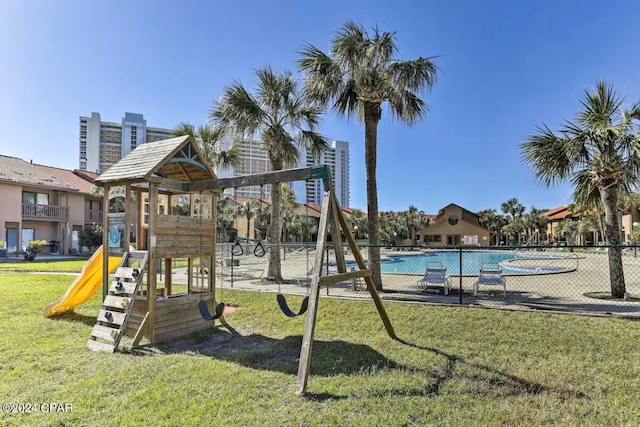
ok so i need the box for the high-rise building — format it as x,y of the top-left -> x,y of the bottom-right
298,140 -> 350,208
218,137 -> 350,207
217,138 -> 272,199
79,112 -> 173,173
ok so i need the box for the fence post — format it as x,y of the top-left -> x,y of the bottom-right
459,245 -> 463,304
230,244 -> 234,288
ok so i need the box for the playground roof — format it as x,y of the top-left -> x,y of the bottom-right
94,135 -> 216,186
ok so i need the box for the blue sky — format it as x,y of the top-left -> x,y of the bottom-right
1,0 -> 639,214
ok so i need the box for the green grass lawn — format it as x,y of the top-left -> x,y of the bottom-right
0,259 -> 88,273
1,273 -> 640,426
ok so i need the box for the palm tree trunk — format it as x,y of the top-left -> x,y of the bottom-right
267,159 -> 283,282
364,102 -> 383,290
601,187 -> 626,297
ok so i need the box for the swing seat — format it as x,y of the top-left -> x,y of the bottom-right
198,300 -> 225,321
277,294 -> 309,317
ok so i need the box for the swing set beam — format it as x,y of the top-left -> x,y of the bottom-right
190,165 -> 331,191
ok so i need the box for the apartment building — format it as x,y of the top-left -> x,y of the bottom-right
79,112 -> 173,173
297,140 -> 350,208
0,155 -> 102,257
218,137 -> 350,207
217,138 -> 272,199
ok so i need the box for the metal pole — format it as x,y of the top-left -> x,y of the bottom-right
230,244 -> 234,288
459,245 -> 463,305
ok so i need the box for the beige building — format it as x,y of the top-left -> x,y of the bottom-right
417,203 -> 490,247
544,204 -> 640,245
0,155 -> 102,257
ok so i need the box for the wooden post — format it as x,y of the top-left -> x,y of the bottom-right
187,258 -> 193,293
328,193 -> 346,273
333,196 -> 396,339
124,184 -> 131,251
135,189 -> 143,250
296,191 -> 331,395
102,184 -> 110,299
165,191 -> 172,296
147,183 -> 158,343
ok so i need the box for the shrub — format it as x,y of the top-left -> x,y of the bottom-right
79,223 -> 103,252
20,240 -> 48,261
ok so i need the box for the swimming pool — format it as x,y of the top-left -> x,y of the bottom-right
344,250 -> 578,275
373,251 -> 516,275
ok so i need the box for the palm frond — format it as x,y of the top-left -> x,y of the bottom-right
331,21 -> 367,70
333,79 -> 361,119
578,80 -> 623,128
263,126 -> 301,169
210,82 -> 265,138
256,66 -> 292,119
521,124 -> 573,186
388,57 -> 438,93
216,145 -> 241,171
571,169 -> 602,209
386,88 -> 428,125
172,122 -> 196,138
369,26 -> 398,65
299,130 -> 329,157
298,43 -> 343,105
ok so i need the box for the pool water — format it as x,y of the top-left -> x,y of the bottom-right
376,251 -> 518,275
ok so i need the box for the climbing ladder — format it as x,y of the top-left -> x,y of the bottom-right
87,250 -> 149,352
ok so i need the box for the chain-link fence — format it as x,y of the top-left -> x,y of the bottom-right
208,242 -> 640,317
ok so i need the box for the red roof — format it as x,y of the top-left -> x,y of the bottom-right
73,169 -> 100,183
544,205 -> 575,221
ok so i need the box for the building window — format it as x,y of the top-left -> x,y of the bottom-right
21,228 -> 35,250
423,234 -> 442,243
22,192 -> 49,205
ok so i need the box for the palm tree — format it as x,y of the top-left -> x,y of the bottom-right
501,198 -> 526,244
348,208 -> 368,239
478,209 -> 503,246
521,81 -> 640,297
171,123 -> 240,173
558,220 -> 584,246
237,199 -> 260,253
299,21 -> 438,289
405,205 -> 421,245
280,184 -> 298,243
255,204 -> 271,240
210,67 -> 328,282
216,204 -> 237,243
523,207 -> 548,244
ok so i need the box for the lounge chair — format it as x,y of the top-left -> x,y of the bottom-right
474,264 -> 506,296
417,263 -> 451,295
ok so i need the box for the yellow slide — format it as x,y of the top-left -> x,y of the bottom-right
43,245 -> 122,318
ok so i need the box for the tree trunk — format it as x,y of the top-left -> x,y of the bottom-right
364,102 -> 383,290
601,187 -> 626,297
267,159 -> 283,282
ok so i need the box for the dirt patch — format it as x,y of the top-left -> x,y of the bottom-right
583,292 -> 640,302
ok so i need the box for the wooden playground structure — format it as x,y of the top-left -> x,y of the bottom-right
88,135 -> 395,394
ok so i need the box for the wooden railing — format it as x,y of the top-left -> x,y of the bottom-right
22,203 -> 68,222
85,209 -> 104,222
